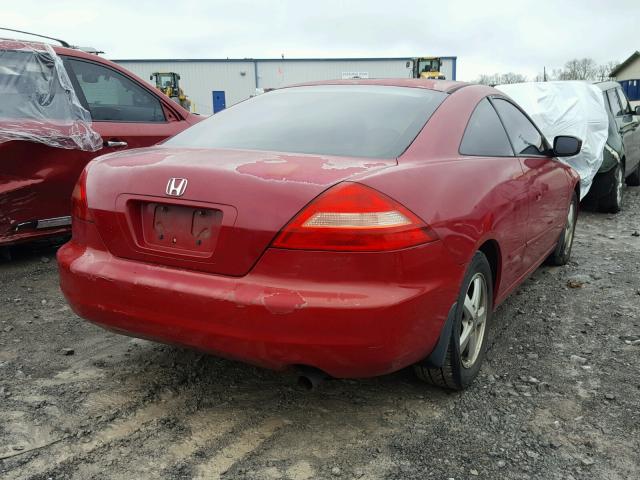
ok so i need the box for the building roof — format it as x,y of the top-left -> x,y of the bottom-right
113,56 -> 457,63
286,78 -> 467,93
610,51 -> 640,77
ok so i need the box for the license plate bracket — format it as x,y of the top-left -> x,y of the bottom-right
140,202 -> 223,254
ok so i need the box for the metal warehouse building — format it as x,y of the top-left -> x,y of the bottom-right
611,50 -> 640,107
114,57 -> 457,115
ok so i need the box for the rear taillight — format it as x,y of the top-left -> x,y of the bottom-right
71,168 -> 93,222
272,182 -> 437,251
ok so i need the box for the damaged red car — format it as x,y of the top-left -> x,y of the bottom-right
0,38 -> 199,248
58,80 -> 581,390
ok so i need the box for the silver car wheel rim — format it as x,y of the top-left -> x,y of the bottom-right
564,202 -> 575,252
615,167 -> 623,206
460,273 -> 488,369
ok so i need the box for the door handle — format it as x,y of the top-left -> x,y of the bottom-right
105,140 -> 128,148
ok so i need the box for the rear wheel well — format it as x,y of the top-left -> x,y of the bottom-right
478,240 -> 500,303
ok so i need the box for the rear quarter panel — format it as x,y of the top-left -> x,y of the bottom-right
361,157 -> 530,304
360,85 -> 576,305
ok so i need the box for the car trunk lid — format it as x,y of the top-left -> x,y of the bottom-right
88,146 -> 395,276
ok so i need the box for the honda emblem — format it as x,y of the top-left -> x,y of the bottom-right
166,178 -> 188,197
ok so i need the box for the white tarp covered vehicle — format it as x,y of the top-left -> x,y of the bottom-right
496,81 -> 609,198
0,38 -> 102,151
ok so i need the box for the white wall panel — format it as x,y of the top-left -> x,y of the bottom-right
114,61 -> 255,115
256,60 -> 413,90
115,57 -> 456,116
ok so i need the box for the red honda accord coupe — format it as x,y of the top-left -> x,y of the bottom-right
58,79 -> 581,390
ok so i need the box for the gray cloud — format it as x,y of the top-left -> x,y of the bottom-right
3,0 -> 637,80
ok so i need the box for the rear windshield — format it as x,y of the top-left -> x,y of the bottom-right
165,85 -> 447,159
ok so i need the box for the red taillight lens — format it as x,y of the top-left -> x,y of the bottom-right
71,168 -> 93,222
272,182 -> 437,251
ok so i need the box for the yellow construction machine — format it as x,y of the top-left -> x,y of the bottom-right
412,57 -> 446,80
150,72 -> 191,111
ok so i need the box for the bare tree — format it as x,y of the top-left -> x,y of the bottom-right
500,72 -> 527,84
477,74 -> 500,86
476,72 -> 526,86
550,68 -> 564,81
478,58 -> 619,85
595,61 -> 620,81
561,58 -> 597,80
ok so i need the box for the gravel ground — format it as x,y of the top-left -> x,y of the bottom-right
1,187 -> 639,480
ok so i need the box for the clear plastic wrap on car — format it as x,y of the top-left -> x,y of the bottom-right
497,81 -> 609,198
0,39 -> 102,151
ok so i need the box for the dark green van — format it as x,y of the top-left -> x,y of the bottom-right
586,81 -> 640,212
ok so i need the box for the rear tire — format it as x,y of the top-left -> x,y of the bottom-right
598,164 -> 624,213
414,252 -> 493,391
627,161 -> 640,186
548,192 -> 578,266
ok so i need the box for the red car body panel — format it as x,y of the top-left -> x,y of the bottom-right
85,147 -> 395,276
59,218 -> 461,377
58,80 -> 580,378
0,44 -> 201,247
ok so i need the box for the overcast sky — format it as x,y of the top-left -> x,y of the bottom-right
3,0 -> 638,80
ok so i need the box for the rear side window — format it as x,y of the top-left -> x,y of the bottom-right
615,88 -> 631,114
165,85 -> 447,159
64,58 -> 165,122
493,99 -> 545,156
460,99 -> 513,156
606,89 -> 623,116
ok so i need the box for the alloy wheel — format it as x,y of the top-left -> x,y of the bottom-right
615,166 -> 623,207
460,273 -> 488,369
563,202 -> 576,255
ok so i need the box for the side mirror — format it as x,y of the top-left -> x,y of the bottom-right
635,105 -> 640,116
553,135 -> 582,157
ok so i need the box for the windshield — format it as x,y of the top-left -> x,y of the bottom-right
419,59 -> 440,73
165,85 -> 446,159
156,73 -> 174,88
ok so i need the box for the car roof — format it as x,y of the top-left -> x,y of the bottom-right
283,78 -> 469,94
0,37 -> 103,62
51,45 -> 108,62
592,81 -> 620,91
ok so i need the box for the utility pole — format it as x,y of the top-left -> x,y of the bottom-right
543,66 -> 547,82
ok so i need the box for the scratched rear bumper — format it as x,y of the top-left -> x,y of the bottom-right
58,219 -> 461,378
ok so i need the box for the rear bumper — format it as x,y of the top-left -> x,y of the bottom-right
58,220 -> 462,378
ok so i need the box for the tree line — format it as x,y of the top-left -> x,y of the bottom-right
476,58 -> 620,85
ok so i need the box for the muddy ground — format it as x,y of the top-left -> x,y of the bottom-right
1,187 -> 639,480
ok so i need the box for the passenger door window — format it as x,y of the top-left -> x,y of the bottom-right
459,98 -> 514,156
65,58 -> 165,122
606,89 -> 623,117
615,88 -> 631,115
492,99 -> 546,156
